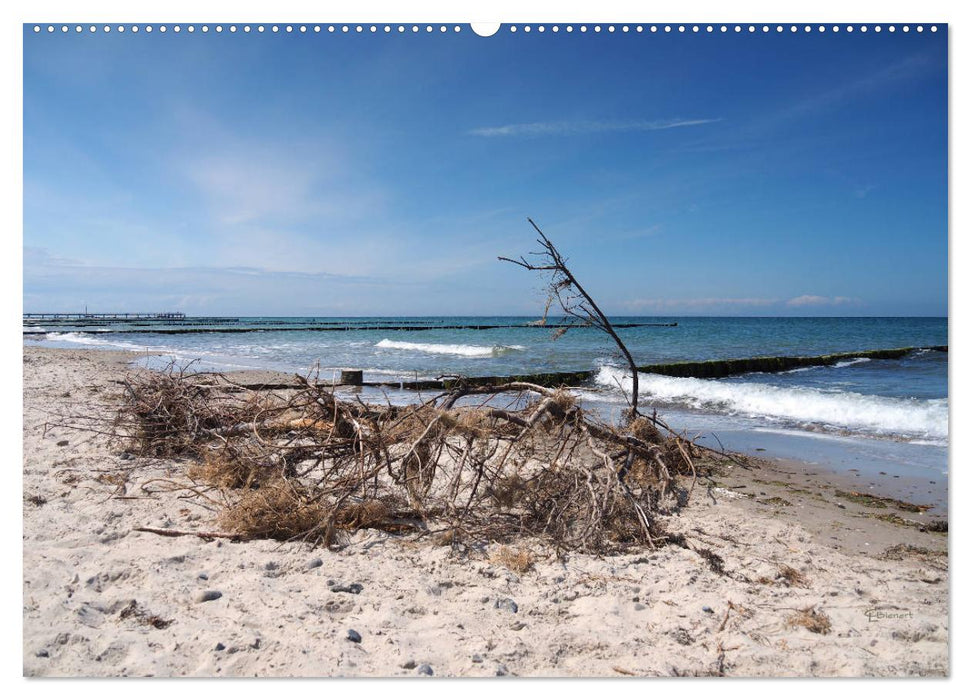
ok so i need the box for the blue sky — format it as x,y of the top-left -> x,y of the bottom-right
23,25 -> 947,316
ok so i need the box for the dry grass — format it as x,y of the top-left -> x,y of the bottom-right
216,480 -> 327,542
490,545 -> 536,574
778,564 -> 810,588
787,606 -> 832,634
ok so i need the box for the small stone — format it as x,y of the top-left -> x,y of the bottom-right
57,440 -> 69,447
401,659 -> 417,669
331,583 -> 363,594
36,649 -> 49,658
634,603 -> 646,611
562,591 -> 578,602
702,606 -> 714,614
214,642 -> 226,651
417,664 -> 433,676
471,654 -> 484,663
306,558 -> 324,570
510,621 -> 526,631
120,452 -> 134,461
494,598 -> 518,613
496,663 -> 510,677
346,629 -> 362,643
198,572 -> 209,580
196,590 -> 222,603
264,562 -> 279,571
837,503 -> 846,509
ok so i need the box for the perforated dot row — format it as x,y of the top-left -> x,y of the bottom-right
31,24 -> 940,35
31,24 -> 466,34
507,24 -> 936,34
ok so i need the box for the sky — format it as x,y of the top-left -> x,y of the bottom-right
23,24 -> 948,316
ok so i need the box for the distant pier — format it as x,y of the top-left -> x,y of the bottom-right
24,312 -> 187,321
22,313 -> 242,330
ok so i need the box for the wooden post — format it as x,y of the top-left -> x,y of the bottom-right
339,369 -> 363,386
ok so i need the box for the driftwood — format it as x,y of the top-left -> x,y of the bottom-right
133,526 -> 239,540
106,364 -> 704,553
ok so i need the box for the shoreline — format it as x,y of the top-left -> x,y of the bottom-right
22,346 -> 949,677
49,344 -> 945,512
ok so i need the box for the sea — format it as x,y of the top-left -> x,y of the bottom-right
25,316 -> 949,496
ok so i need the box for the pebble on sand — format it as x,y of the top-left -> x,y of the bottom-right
196,590 -> 223,603
417,663 -> 433,676
306,558 -> 324,570
347,629 -> 362,643
494,598 -> 518,613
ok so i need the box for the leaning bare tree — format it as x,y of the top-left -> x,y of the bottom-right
500,217 -> 641,420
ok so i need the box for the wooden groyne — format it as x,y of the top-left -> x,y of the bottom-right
226,346 -> 947,392
23,321 -> 677,335
633,346 -> 948,379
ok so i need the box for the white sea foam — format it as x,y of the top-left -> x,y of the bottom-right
43,332 -> 148,352
594,366 -> 948,442
833,357 -> 871,368
375,339 -> 525,358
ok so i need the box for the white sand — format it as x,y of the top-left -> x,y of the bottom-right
22,347 -> 948,677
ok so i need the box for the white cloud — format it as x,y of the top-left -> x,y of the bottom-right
625,297 -> 778,312
469,118 -> 721,137
786,295 -> 859,307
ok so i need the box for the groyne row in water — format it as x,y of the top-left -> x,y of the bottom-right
229,346 -> 947,391
23,321 -> 676,335
632,346 -> 948,379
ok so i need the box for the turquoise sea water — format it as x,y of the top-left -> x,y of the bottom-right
26,316 -> 948,484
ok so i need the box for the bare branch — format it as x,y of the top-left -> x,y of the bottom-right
501,218 -> 642,420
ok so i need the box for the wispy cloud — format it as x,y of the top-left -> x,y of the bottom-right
469,118 -> 721,137
625,297 -> 778,312
786,295 -> 860,307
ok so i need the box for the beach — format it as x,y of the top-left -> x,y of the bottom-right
22,346 -> 948,677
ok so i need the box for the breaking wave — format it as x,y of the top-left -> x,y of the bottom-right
375,339 -> 525,358
41,332 -> 148,352
594,366 -> 948,443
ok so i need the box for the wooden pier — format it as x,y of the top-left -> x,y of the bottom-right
24,312 -> 187,322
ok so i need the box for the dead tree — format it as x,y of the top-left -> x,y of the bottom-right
499,218 -> 641,421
